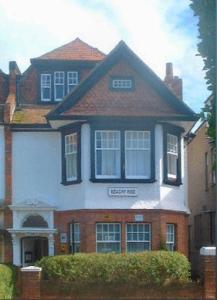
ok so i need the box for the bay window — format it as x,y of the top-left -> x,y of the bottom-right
96,223 -> 121,253
62,126 -> 81,185
166,224 -> 175,251
163,126 -> 181,185
91,126 -> 154,182
126,223 -> 151,252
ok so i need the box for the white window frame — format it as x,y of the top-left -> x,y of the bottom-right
95,130 -> 121,179
41,74 -> 51,101
67,71 -> 78,93
167,133 -> 178,179
96,223 -> 121,253
112,78 -> 132,89
166,224 -> 175,251
54,71 -> 65,101
126,223 -> 151,252
65,133 -> 77,181
70,223 -> 80,253
125,131 -> 151,179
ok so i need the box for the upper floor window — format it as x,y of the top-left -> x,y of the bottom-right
110,77 -> 134,90
62,126 -> 81,185
40,71 -> 79,102
163,126 -> 181,186
68,71 -> 78,93
54,72 -> 65,101
41,74 -> 51,101
91,126 -> 155,183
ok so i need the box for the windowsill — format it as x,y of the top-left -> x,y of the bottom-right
163,179 -> 182,186
90,178 -> 156,183
61,179 -> 82,186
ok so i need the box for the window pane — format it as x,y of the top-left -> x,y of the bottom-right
126,223 -> 151,252
68,71 -> 78,92
65,133 -> 77,180
41,74 -> 51,101
70,223 -> 80,253
167,134 -> 178,179
95,131 -> 120,178
54,72 -> 64,101
166,224 -> 175,251
125,131 -> 151,179
96,223 -> 121,253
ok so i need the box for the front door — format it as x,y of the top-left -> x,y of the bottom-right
21,237 -> 48,266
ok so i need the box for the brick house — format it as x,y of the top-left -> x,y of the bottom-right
0,38 -> 197,266
187,110 -> 216,275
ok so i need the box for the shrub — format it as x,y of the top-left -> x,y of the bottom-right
0,264 -> 16,299
37,251 -> 191,289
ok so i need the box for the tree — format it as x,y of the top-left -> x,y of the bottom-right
190,0 -> 216,143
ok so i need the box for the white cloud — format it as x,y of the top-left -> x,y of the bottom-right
0,0 -> 209,111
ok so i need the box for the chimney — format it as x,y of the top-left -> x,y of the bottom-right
164,63 -> 183,100
8,61 -> 20,94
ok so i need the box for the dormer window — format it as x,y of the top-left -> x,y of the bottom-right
54,72 -> 65,101
111,77 -> 134,90
68,71 -> 78,93
41,74 -> 51,101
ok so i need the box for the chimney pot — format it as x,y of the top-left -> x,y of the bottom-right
166,62 -> 173,78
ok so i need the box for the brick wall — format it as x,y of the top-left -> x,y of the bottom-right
54,209 -> 188,256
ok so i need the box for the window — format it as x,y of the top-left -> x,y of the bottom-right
205,152 -> 208,190
65,133 -> 77,181
41,74 -> 51,101
125,131 -> 151,179
0,235 -> 4,263
54,71 -> 65,101
68,71 -> 78,93
70,223 -> 80,253
95,131 -> 121,178
92,127 -> 154,182
96,223 -> 121,253
62,127 -> 81,185
111,78 -> 133,90
163,127 -> 181,185
126,223 -> 151,252
211,148 -> 216,185
166,224 -> 175,251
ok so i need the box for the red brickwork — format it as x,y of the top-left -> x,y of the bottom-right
4,126 -> 12,206
54,209 -> 188,256
0,72 -> 9,104
202,256 -> 216,299
21,268 -> 41,300
63,59 -> 183,117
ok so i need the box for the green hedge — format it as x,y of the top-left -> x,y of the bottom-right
0,264 -> 16,299
37,251 -> 191,288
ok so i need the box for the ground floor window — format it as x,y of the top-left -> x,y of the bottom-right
96,223 -> 121,253
70,223 -> 80,253
126,223 -> 151,252
166,224 -> 175,251
0,235 -> 4,263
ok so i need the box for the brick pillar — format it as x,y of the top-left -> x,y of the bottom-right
21,266 -> 42,300
200,247 -> 216,300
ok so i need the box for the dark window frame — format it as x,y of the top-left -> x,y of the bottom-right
109,76 -> 135,91
90,122 -> 155,183
163,125 -> 182,186
61,124 -> 81,185
38,70 -> 80,104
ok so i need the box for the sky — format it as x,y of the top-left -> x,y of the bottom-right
0,0 -> 210,112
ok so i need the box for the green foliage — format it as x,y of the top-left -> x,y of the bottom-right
190,0 -> 216,144
0,264 -> 16,299
37,251 -> 191,290
159,238 -> 168,251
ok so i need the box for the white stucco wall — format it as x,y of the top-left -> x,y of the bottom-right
12,124 -> 188,212
0,126 -> 5,204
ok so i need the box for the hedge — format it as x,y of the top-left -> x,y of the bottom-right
0,264 -> 16,299
37,251 -> 191,288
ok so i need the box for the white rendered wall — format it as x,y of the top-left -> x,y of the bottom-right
0,126 -> 5,204
12,125 -> 188,213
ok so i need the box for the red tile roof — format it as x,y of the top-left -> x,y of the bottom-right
33,38 -> 105,61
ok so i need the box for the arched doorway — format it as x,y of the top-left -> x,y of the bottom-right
21,236 -> 48,265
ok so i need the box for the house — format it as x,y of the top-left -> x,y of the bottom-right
1,38 -> 197,266
187,112 -> 216,275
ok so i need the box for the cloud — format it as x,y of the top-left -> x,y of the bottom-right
0,0 -> 209,112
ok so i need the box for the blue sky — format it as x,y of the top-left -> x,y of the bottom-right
0,0 -> 210,112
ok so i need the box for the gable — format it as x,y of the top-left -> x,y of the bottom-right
62,59 -> 180,117
48,41 -> 197,121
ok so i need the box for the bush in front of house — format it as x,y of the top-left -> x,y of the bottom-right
37,251 -> 191,288
0,264 -> 16,299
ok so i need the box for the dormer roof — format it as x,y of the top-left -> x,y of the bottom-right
31,38 -> 105,62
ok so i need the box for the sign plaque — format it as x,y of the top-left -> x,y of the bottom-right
108,187 -> 138,197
